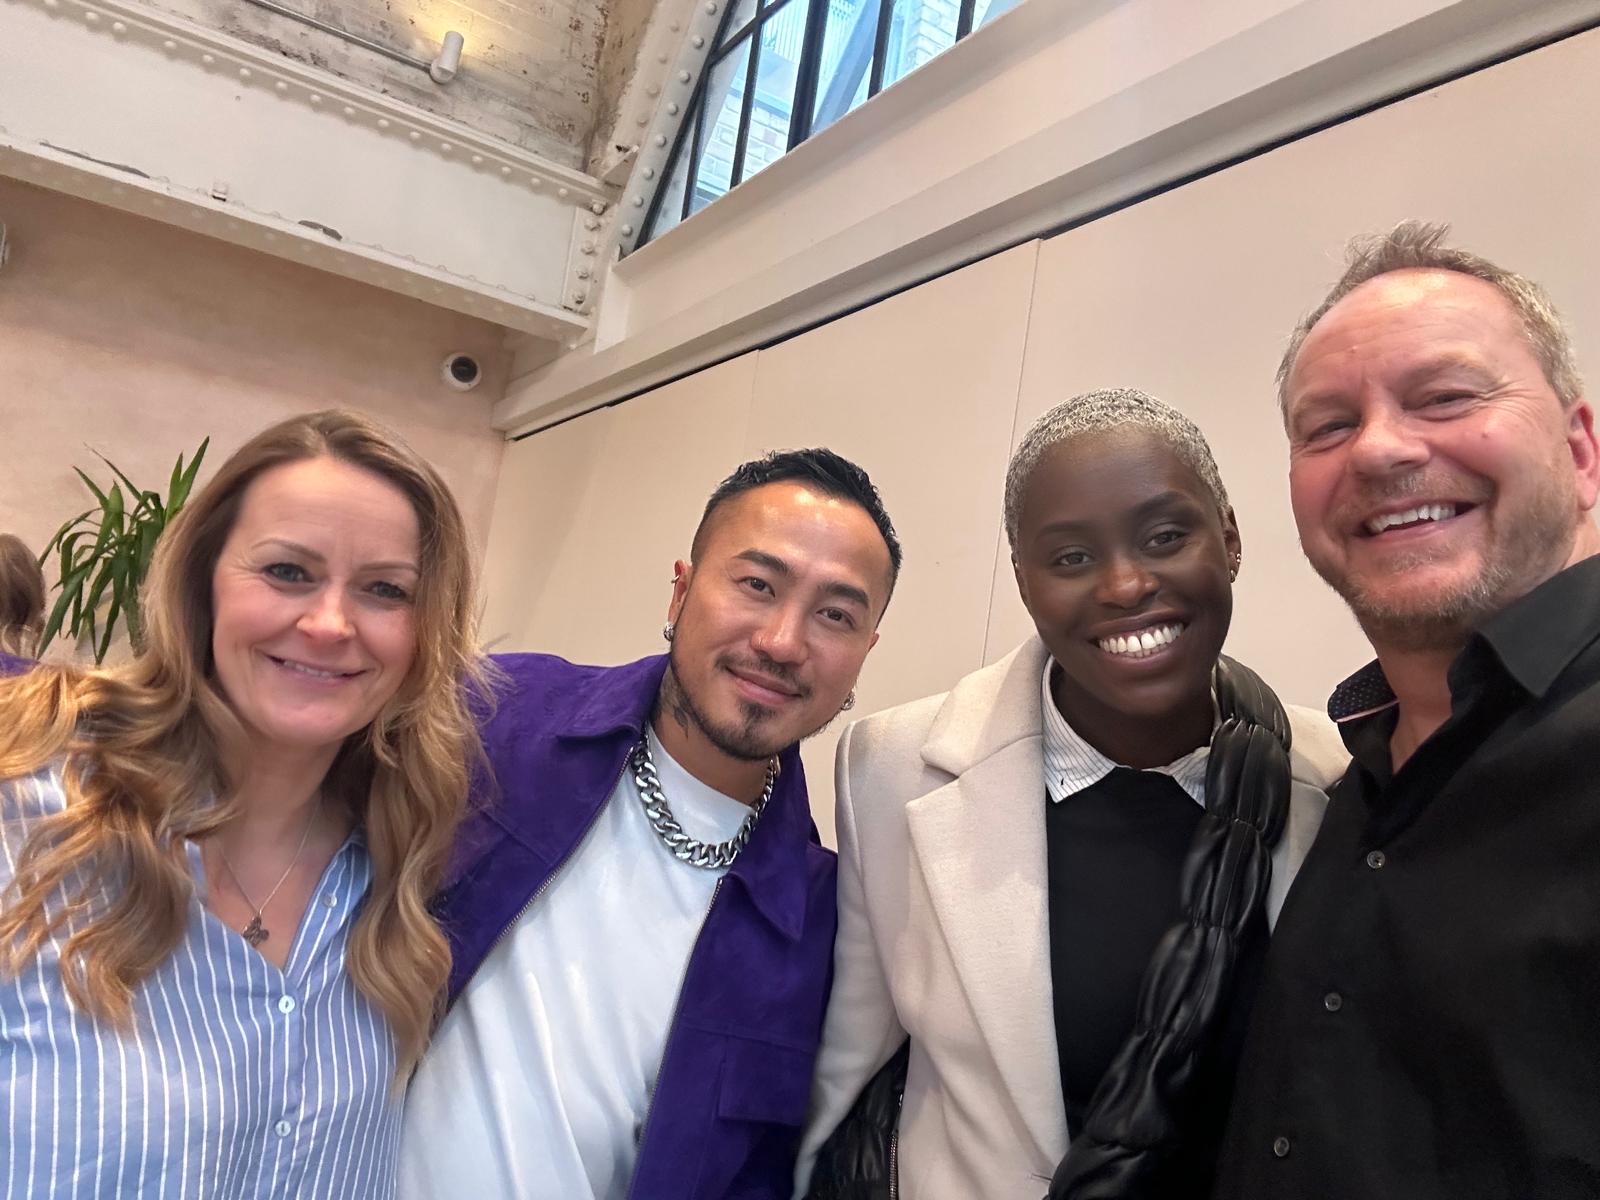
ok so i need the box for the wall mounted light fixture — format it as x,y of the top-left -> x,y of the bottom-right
238,0 -> 465,86
430,32 -> 465,84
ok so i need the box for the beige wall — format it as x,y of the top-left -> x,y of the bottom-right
481,26 -> 1600,841
0,177 -> 509,640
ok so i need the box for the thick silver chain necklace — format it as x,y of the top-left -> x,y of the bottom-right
630,734 -> 776,869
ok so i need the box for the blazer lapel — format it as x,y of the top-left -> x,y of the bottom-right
905,638 -> 1067,1163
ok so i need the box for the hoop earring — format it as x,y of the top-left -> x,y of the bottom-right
841,690 -> 856,712
662,622 -> 675,643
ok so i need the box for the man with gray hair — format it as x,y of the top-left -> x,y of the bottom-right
1216,222 -> 1600,1198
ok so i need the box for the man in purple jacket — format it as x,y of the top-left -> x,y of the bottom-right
400,448 -> 901,1200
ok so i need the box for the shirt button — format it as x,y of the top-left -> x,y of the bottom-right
1365,849 -> 1387,870
1323,992 -> 1343,1012
277,995 -> 297,1014
322,893 -> 338,909
1273,1135 -> 1291,1158
274,1120 -> 293,1138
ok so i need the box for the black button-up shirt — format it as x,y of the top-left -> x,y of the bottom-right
1214,554 -> 1600,1200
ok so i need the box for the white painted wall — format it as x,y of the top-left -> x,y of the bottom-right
478,26 -> 1600,841
0,0 -> 610,341
496,0 -> 1600,435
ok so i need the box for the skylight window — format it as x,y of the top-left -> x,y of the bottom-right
641,0 -> 1017,246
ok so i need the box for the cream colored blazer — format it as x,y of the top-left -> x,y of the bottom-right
794,637 -> 1350,1200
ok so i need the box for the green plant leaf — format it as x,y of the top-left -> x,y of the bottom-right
136,522 -> 159,578
83,558 -> 118,621
38,557 -> 95,654
72,466 -> 109,507
83,485 -> 124,567
125,577 -> 144,650
166,438 -> 209,517
44,438 -> 209,658
95,588 -> 124,664
94,451 -> 149,510
39,509 -> 95,561
106,483 -> 126,537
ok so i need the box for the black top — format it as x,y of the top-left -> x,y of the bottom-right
1049,768 -> 1266,1197
1216,554 -> 1600,1200
1048,767 -> 1200,1122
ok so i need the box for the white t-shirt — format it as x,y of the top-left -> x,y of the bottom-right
399,727 -> 751,1200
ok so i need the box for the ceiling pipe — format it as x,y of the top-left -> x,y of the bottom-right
236,0 -> 464,84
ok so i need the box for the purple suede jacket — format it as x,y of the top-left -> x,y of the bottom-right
439,651 -> 840,1199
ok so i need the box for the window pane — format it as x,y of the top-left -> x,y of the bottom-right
689,37 -> 752,215
812,0 -> 879,135
717,0 -> 760,49
972,0 -> 1018,29
880,0 -> 958,90
643,114 -> 695,242
742,0 -> 812,181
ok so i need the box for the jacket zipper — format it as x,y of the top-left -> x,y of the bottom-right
889,1077 -> 903,1200
479,755 -> 629,963
626,875 -> 725,1200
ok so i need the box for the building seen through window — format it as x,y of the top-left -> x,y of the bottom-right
642,0 -> 1019,245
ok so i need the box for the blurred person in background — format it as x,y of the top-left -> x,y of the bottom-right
0,532 -> 45,659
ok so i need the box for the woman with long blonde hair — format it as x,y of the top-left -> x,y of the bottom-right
0,409 -> 487,1198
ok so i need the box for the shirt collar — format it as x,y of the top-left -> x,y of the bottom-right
1040,658 -> 1210,807
1327,554 -> 1600,725
1477,552 -> 1600,697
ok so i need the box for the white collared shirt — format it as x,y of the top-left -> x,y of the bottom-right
1040,659 -> 1211,806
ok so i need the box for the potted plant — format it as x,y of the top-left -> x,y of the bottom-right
38,439 -> 209,663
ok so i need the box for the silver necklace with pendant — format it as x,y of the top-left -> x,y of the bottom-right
630,735 -> 776,869
215,797 -> 321,947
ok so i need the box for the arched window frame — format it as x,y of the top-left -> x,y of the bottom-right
639,0 -> 1015,247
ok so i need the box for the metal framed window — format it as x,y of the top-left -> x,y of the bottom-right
640,0 -> 1020,246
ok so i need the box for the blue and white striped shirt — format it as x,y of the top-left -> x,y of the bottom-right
0,765 -> 400,1199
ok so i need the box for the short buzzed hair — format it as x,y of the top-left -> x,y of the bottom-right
1003,387 -> 1229,550
692,447 -> 903,607
1278,220 -> 1583,418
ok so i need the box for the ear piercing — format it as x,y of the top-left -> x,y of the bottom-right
662,622 -> 675,642
841,690 -> 856,712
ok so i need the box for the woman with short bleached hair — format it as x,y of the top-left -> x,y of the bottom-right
0,410 -> 488,1199
800,388 -> 1349,1200
0,533 -> 45,658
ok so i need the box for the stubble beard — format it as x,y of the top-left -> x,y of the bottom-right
660,648 -> 802,763
1315,468 -> 1579,652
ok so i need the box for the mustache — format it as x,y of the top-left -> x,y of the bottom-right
719,654 -> 810,699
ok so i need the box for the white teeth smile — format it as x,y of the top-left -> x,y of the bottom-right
1366,503 -> 1458,535
273,657 -> 354,679
1097,623 -> 1185,659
